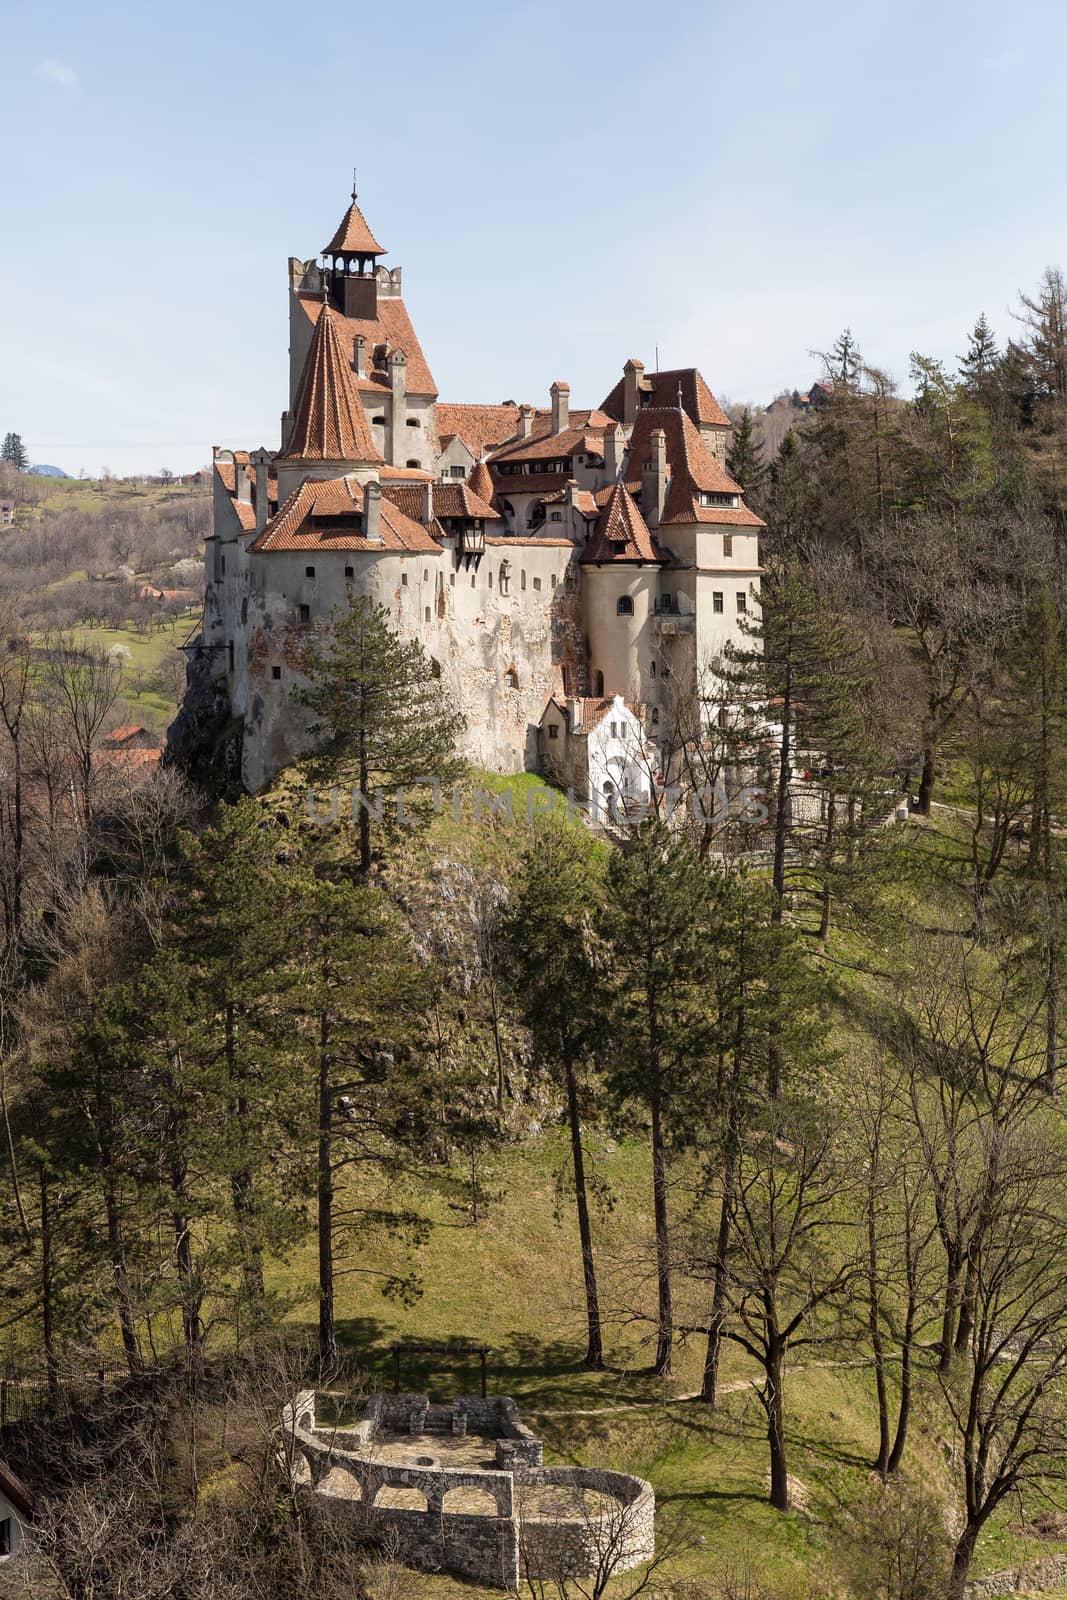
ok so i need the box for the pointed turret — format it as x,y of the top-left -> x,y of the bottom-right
468,458 -> 496,509
281,298 -> 382,466
322,181 -> 387,319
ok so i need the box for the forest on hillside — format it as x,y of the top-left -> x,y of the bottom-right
6,272 -> 1067,1600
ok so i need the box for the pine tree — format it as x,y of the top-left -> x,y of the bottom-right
726,408 -> 766,498
300,597 -> 465,874
598,821 -> 715,1375
505,824 -> 607,1369
1,433 -> 28,472
958,313 -> 1000,399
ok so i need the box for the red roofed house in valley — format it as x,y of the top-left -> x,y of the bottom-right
171,182 -> 763,796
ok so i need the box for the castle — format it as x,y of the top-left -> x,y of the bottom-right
182,185 -> 763,800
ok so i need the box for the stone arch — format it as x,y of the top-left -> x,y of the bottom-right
318,1465 -> 361,1499
374,1483 -> 429,1511
442,1484 -> 501,1517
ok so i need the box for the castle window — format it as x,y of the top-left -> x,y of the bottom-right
505,666 -> 519,689
425,606 -> 431,623
450,465 -> 466,478
617,596 -> 634,615
402,573 -> 408,586
0,1518 -> 11,1557
610,722 -> 618,737
345,565 -> 354,579
488,570 -> 493,588
449,572 -> 455,587
595,670 -> 604,696
305,565 -> 315,578
372,414 -> 385,424
298,604 -> 311,624
562,666 -> 572,695
651,707 -> 660,724
736,591 -> 747,613
272,664 -> 281,680
228,641 -> 234,670
713,591 -> 724,613
406,459 -> 420,468
650,661 -> 656,678
241,598 -> 247,623
423,569 -> 429,581
406,418 -> 419,427
521,570 -> 527,591
548,723 -> 559,739
550,511 -> 562,522
499,562 -> 510,595
430,656 -> 441,679
723,534 -> 733,557
471,574 -> 476,586
533,576 -> 541,591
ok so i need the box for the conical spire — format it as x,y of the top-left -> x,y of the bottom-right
323,184 -> 385,257
468,457 -> 496,509
581,483 -> 661,564
282,299 -> 382,464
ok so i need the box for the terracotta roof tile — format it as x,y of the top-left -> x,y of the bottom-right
489,409 -> 615,465
601,366 -> 731,428
581,483 -> 664,565
282,300 -> 382,465
434,403 -> 548,457
433,482 -> 501,520
323,194 -> 385,256
484,536 -> 573,547
249,475 -> 441,554
620,408 -> 750,527
492,472 -> 574,495
467,459 -> 497,508
297,294 -> 437,398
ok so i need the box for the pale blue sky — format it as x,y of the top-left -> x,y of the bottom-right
2,0 -> 1064,475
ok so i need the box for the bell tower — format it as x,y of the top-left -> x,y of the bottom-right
322,176 -> 387,320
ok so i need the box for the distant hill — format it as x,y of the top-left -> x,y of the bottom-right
29,464 -> 69,478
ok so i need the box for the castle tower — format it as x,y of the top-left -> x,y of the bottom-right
275,296 -> 383,503
581,483 -> 664,705
322,182 -> 387,320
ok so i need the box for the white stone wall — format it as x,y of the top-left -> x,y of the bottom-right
0,1490 -> 25,1564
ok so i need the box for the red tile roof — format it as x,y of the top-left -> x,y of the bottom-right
622,408 -> 750,525
282,301 -> 382,465
297,294 -> 438,398
0,1460 -> 33,1519
103,725 -> 147,746
484,536 -> 574,547
493,472 -> 577,496
249,474 -> 441,554
380,463 -> 433,481
434,403 -> 548,457
432,481 -> 501,520
559,696 -> 645,733
489,409 -> 615,465
581,483 -> 663,565
601,366 -> 730,429
467,459 -> 496,508
323,194 -> 385,256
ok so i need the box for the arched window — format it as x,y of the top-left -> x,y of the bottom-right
406,459 -> 420,468
505,665 -> 519,690
617,595 -> 634,616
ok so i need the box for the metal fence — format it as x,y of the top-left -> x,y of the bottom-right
0,1366 -> 131,1431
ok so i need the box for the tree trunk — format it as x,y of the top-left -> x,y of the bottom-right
766,1340 -> 789,1511
887,1320 -> 913,1475
358,726 -> 371,877
563,1054 -> 603,1370
104,1185 -> 141,1373
917,743 -> 936,817
317,1009 -> 337,1370
650,1082 -> 673,1376
949,1522 -> 980,1600
226,1004 -> 264,1312
867,1206 -> 890,1480
700,1137 -> 736,1404
939,1243 -> 962,1373
771,669 -> 792,921
38,1163 -> 59,1397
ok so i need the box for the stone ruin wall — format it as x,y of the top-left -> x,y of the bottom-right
282,1390 -> 653,1591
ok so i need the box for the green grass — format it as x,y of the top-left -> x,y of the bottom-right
66,611 -> 198,733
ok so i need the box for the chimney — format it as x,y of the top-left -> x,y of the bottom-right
423,479 -> 434,524
388,349 -> 407,465
235,459 -> 251,506
251,448 -> 272,534
623,359 -> 645,425
642,428 -> 667,528
517,405 -> 535,439
551,381 -> 570,434
364,481 -> 383,544
353,334 -> 367,379
603,423 -> 621,481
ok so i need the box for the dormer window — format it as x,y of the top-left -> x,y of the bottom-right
701,491 -> 740,509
